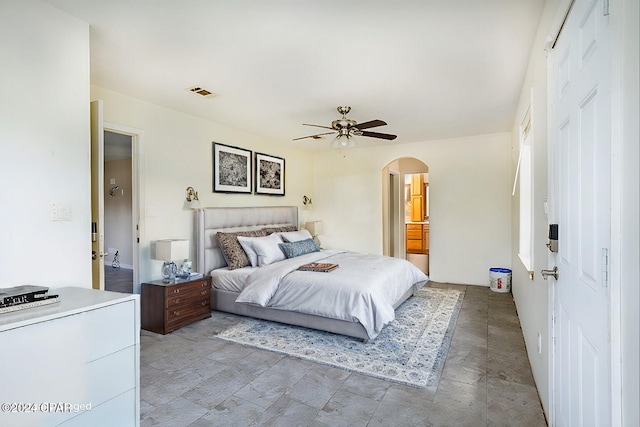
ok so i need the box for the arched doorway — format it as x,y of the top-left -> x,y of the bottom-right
382,158 -> 429,275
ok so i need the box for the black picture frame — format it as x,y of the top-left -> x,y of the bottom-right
212,142 -> 252,193
255,152 -> 285,196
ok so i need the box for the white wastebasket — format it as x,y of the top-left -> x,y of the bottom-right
489,268 -> 512,293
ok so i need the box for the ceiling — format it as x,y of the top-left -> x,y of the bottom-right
44,0 -> 546,150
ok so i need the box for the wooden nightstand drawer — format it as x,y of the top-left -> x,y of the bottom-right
167,302 -> 210,324
165,278 -> 210,295
166,287 -> 210,308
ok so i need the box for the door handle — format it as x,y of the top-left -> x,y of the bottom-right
91,251 -> 108,261
541,266 -> 558,280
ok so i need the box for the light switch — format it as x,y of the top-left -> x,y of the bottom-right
50,202 -> 71,221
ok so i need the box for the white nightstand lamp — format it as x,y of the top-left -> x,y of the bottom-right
153,239 -> 190,282
304,221 -> 324,248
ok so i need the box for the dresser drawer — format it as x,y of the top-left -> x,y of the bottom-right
406,224 -> 423,231
166,286 -> 210,308
166,304 -> 210,332
406,229 -> 423,240
164,278 -> 210,296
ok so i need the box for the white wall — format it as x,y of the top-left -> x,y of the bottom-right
508,0 -> 560,416
0,0 -> 91,288
613,0 -> 640,422
91,87 -> 315,284
312,133 -> 512,286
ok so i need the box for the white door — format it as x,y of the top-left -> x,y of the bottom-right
550,0 -> 611,425
91,100 -> 106,290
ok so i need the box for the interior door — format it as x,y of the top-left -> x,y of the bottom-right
91,100 -> 106,290
550,0 -> 611,425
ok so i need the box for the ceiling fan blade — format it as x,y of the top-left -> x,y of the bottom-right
354,119 -> 387,130
303,123 -> 334,130
293,131 -> 336,141
361,130 -> 397,140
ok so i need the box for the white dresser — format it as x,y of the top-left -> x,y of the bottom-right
0,287 -> 140,427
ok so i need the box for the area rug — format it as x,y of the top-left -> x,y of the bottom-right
215,287 -> 464,388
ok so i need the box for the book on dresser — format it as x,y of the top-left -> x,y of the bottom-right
0,295 -> 60,313
0,285 -> 60,314
297,262 -> 339,272
0,285 -> 49,305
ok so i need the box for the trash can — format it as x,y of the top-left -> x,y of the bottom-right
489,268 -> 512,293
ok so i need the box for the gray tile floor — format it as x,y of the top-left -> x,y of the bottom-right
140,282 -> 547,426
105,266 -> 133,293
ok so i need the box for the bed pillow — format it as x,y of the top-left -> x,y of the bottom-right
236,235 -> 261,267
278,238 -> 320,259
248,233 -> 286,266
262,225 -> 297,234
279,229 -> 313,243
216,230 -> 267,270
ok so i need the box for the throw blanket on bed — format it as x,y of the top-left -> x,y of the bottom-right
235,250 -> 428,339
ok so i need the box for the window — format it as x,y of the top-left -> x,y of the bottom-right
514,108 -> 533,271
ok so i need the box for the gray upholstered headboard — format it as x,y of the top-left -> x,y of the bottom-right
195,206 -> 298,275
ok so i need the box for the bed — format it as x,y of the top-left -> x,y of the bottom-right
195,206 -> 428,342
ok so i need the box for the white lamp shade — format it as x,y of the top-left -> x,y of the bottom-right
304,221 -> 324,236
153,239 -> 190,261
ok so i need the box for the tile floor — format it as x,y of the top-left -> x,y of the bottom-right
140,282 -> 547,426
104,266 -> 133,294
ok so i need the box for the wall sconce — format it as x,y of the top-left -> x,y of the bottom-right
302,195 -> 313,206
185,186 -> 201,209
109,186 -> 123,197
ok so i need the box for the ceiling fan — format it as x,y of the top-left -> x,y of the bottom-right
293,106 -> 397,148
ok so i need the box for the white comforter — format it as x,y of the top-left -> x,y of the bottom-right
235,250 -> 428,339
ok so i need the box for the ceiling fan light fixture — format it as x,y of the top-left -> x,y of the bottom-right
331,133 -> 357,149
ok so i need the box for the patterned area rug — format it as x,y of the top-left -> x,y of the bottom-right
216,287 -> 464,388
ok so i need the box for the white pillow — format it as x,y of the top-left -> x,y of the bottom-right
242,233 -> 286,267
279,229 -> 313,243
236,235 -> 260,267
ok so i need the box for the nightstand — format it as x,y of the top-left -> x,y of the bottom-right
141,276 -> 212,334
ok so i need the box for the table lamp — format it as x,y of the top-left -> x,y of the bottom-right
304,221 -> 323,248
153,239 -> 190,282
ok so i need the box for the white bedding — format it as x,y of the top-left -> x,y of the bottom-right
234,250 -> 428,340
210,266 -> 255,293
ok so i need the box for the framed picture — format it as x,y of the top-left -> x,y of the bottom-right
255,152 -> 285,196
212,142 -> 252,193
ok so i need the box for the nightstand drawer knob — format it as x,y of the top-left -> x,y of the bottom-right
201,283 -> 207,287
201,290 -> 207,295
173,289 -> 180,294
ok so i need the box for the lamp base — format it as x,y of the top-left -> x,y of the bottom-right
161,261 -> 177,283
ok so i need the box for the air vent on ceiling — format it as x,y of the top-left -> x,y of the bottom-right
187,86 -> 219,98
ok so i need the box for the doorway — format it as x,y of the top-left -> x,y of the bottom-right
382,158 -> 430,275
405,172 -> 429,274
104,130 -> 134,293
